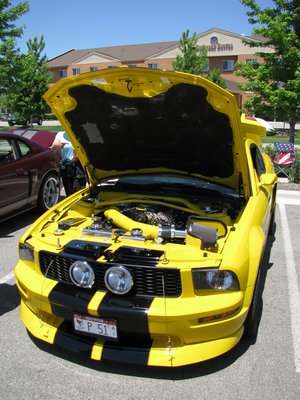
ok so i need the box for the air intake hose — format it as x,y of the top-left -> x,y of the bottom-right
104,209 -> 159,239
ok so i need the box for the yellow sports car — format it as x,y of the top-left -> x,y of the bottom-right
15,67 -> 277,367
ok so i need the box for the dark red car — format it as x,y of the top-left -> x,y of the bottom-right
0,130 -> 59,222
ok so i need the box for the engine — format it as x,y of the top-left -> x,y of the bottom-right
74,200 -> 231,248
122,205 -> 183,227
85,204 -> 189,241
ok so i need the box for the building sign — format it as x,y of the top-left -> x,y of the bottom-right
206,43 -> 233,51
203,36 -> 234,52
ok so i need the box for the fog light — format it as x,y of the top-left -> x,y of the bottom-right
105,266 -> 133,295
69,261 -> 95,288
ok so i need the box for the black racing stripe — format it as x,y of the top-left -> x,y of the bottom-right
48,282 -> 95,319
100,342 -> 152,365
98,294 -> 154,365
99,295 -> 153,336
53,320 -> 97,355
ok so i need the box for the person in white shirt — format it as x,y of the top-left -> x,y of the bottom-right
51,131 -> 86,196
51,131 -> 74,161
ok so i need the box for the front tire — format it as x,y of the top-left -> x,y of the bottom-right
37,173 -> 59,212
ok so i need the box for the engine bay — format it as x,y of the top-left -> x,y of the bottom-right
56,180 -> 245,249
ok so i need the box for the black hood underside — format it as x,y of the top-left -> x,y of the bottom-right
65,83 -> 234,178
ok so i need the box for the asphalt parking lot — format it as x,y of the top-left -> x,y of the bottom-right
0,190 -> 299,400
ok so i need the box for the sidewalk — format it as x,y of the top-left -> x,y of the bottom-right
277,189 -> 300,205
278,177 -> 299,191
269,121 -> 300,130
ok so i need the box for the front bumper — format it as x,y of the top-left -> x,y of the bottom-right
15,261 -> 249,367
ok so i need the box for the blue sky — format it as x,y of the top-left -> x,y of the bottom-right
12,0 -> 275,60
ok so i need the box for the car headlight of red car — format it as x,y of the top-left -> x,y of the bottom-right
192,269 -> 240,292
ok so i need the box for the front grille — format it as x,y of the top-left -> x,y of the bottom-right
104,246 -> 163,266
39,250 -> 182,297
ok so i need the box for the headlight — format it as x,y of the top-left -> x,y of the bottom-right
192,269 -> 240,292
69,261 -> 95,288
19,243 -> 34,262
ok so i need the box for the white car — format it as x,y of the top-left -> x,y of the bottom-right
254,117 -> 275,133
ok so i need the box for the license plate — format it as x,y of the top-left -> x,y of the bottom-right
73,314 -> 118,340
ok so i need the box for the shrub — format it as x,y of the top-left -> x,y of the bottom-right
263,145 -> 276,160
266,128 -> 278,136
289,149 -> 300,183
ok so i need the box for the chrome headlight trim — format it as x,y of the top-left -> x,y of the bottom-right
69,261 -> 95,288
104,266 -> 133,295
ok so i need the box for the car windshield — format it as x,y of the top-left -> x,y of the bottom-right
92,174 -> 241,200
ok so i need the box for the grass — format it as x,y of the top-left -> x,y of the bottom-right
261,129 -> 300,145
0,125 -> 62,132
262,136 -> 300,145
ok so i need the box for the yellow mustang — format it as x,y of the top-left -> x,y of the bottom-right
15,67 -> 277,367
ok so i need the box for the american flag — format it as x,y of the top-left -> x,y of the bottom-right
274,142 -> 294,153
274,142 -> 295,165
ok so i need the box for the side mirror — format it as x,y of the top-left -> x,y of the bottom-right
259,173 -> 277,187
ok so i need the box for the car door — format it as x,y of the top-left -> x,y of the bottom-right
0,138 -> 30,218
247,141 -> 275,236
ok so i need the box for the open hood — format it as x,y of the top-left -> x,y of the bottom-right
44,67 -> 251,192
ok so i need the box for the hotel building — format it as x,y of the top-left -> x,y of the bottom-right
48,28 -> 274,108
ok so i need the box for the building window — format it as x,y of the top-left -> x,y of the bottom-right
202,62 -> 210,72
72,68 -> 80,75
148,63 -> 158,69
210,36 -> 218,45
221,60 -> 235,71
245,58 -> 258,64
89,66 -> 98,72
59,70 -> 67,78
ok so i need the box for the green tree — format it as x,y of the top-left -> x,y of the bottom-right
235,0 -> 300,143
9,35 -> 53,127
0,1 -> 29,96
173,29 -> 208,74
206,68 -> 227,88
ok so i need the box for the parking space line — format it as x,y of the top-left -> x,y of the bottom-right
0,271 -> 15,284
279,203 -> 300,373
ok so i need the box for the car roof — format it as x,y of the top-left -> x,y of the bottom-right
1,129 -> 57,148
